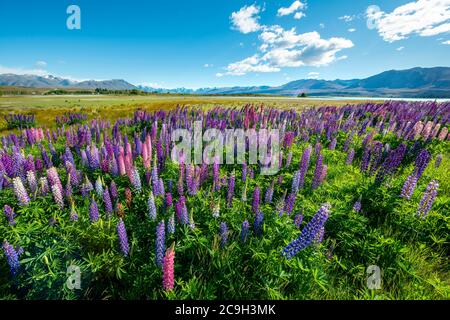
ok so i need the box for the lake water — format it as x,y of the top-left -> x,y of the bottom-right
304,96 -> 450,102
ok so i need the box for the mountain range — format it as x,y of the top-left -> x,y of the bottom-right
1,67 -> 450,98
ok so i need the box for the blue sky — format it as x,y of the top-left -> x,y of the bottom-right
0,0 -> 449,88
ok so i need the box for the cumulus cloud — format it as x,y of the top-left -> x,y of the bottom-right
348,28 -> 356,32
294,12 -> 305,20
230,5 -> 263,34
397,46 -> 405,51
222,3 -> 353,76
203,64 -> 213,68
442,40 -> 450,44
219,26 -> 353,76
0,65 -> 49,76
277,1 -> 306,17
366,0 -> 450,42
217,55 -> 280,76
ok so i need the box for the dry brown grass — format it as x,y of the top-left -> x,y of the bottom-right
0,94 -> 376,134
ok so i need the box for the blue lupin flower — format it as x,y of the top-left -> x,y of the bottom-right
282,203 -> 331,259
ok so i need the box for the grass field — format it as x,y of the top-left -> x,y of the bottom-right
0,94 -> 375,132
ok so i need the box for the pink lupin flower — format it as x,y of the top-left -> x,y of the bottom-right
118,151 -> 126,176
162,243 -> 175,291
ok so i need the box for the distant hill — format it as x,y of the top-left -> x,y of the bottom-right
1,67 -> 450,97
0,74 -> 136,90
137,67 -> 450,98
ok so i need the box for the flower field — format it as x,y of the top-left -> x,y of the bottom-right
0,101 -> 449,300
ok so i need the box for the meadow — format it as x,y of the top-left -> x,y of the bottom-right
0,96 -> 449,300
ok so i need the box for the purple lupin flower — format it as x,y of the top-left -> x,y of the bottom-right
148,191 -> 157,220
265,179 -> 275,204
375,144 -> 407,184
103,187 -> 113,217
417,180 -> 439,218
175,196 -> 189,225
368,141 -> 383,174
298,145 -> 312,188
167,214 -> 175,234
284,192 -> 296,215
400,174 -> 418,200
242,163 -> 247,182
252,186 -> 260,214
360,146 -> 371,172
220,222 -> 228,248
155,221 -> 165,268
89,198 -> 99,223
254,211 -> 264,236
12,177 -> 30,206
294,214 -> 303,228
165,192 -> 173,209
227,173 -> 235,207
2,240 -> 21,276
312,154 -> 324,190
414,149 -> 431,179
117,218 -> 130,256
282,203 -> 331,259
3,205 -> 16,225
51,184 -> 64,209
346,148 -> 355,165
241,220 -> 249,242
110,181 -> 118,200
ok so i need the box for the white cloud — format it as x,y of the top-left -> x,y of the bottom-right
339,15 -> 356,22
0,65 -> 49,76
319,23 -> 325,29
397,46 -> 405,51
35,61 -> 47,67
348,28 -> 356,32
294,12 -> 305,20
442,40 -> 450,44
218,55 -> 280,76
367,0 -> 450,42
221,27 -> 353,76
204,64 -> 213,68
230,5 -> 262,34
307,72 -> 320,79
277,1 -> 306,17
